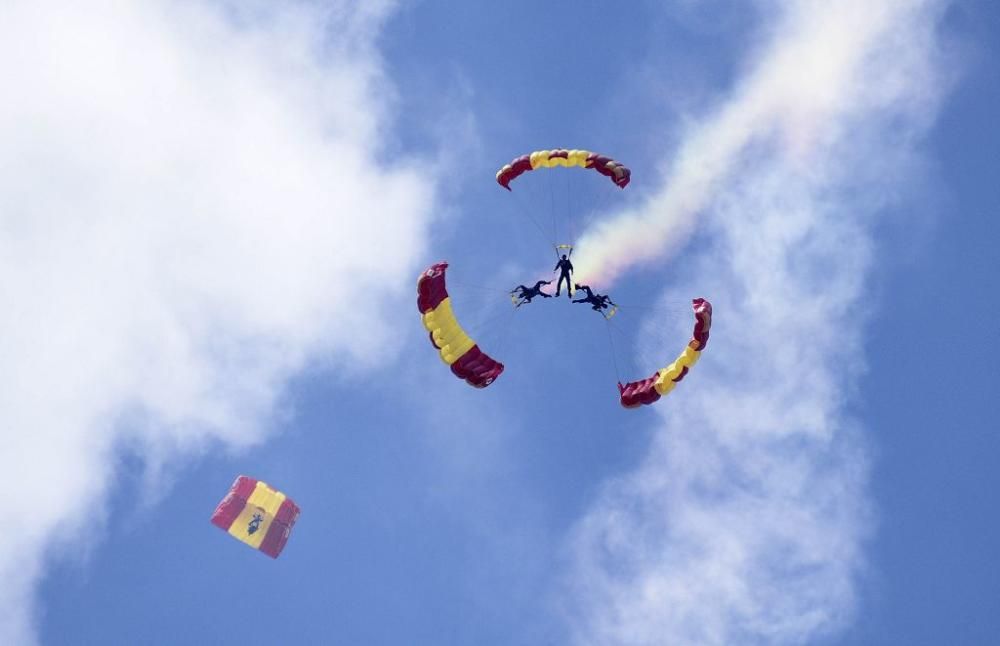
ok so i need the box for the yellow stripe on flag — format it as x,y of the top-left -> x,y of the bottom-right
228,482 -> 286,549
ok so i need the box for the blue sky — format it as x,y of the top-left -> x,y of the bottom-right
2,1 -> 998,644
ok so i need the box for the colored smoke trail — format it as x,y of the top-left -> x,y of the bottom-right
574,0 -> 940,287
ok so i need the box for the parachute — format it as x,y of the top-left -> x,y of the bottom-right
496,149 -> 631,190
211,475 -> 300,558
418,262 -> 505,388
416,149 -> 712,407
618,298 -> 712,408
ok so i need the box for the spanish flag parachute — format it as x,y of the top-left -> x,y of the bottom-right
618,298 -> 712,408
496,149 -> 631,190
417,262 -> 504,388
211,476 -> 300,558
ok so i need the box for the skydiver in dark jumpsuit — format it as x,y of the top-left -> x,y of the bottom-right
510,280 -> 552,307
554,254 -> 574,298
573,284 -> 616,312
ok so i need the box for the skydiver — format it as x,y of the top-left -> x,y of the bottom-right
510,280 -> 552,307
573,283 -> 616,312
554,253 -> 574,298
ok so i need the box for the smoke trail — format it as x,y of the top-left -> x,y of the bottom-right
574,0 -> 944,286
564,1 -> 951,644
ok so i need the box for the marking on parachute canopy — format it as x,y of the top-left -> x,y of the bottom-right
247,509 -> 265,535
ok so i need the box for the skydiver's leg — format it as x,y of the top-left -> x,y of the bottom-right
560,274 -> 572,296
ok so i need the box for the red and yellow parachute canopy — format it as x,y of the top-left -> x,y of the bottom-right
211,475 -> 300,558
417,262 -> 504,388
496,149 -> 631,191
618,298 -> 712,408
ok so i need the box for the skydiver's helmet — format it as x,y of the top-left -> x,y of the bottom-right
561,254 -> 567,260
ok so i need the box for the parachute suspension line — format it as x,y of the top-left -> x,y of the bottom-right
612,303 -> 691,318
514,187 -> 555,253
608,315 -> 644,372
448,278 -> 519,295
493,303 -> 519,358
545,169 -> 559,243
607,314 -> 640,348
466,306 -> 521,339
589,185 -> 615,224
510,189 -> 555,247
567,180 -> 605,256
565,169 -> 579,249
580,170 -> 622,229
522,170 -> 549,242
564,168 -> 571,235
604,317 -> 623,385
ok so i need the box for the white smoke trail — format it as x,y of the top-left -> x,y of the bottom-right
564,1 -> 951,644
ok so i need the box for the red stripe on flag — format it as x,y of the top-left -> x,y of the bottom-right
210,475 -> 257,530
258,499 -> 300,558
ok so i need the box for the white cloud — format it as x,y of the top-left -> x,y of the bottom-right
0,1 -> 436,643
564,1 -> 951,643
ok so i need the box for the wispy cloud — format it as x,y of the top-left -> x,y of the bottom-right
564,1 -> 951,643
0,1 -> 436,642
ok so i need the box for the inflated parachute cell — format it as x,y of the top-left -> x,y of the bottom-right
418,262 -> 504,388
496,149 -> 631,190
618,298 -> 712,408
211,475 -> 300,558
